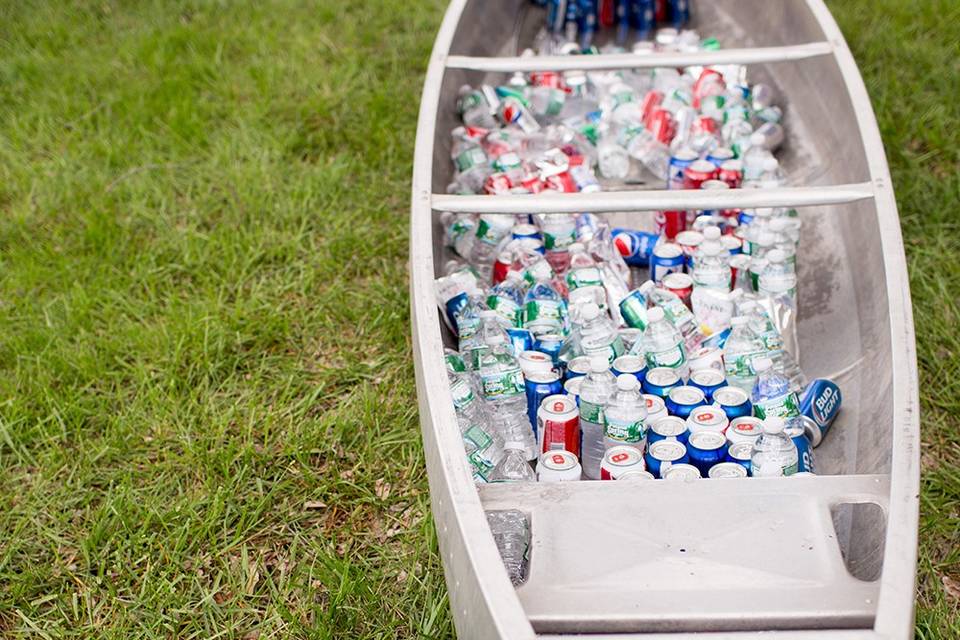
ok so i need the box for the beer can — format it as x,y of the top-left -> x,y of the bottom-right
712,385 -> 753,420
644,393 -> 668,426
612,228 -> 658,267
537,449 -> 582,482
686,405 -> 729,435
642,367 -> 682,397
648,415 -> 689,445
650,242 -> 684,283
708,461 -> 748,478
688,368 -> 726,402
564,375 -> 583,405
507,328 -> 535,357
663,463 -> 700,481
665,385 -> 707,419
600,445 -> 646,480
727,416 -> 763,446
565,355 -> 592,380
725,440 -> 753,475
686,430 -> 727,475
519,350 -> 555,377
534,333 -> 565,364
526,371 -> 564,436
799,378 -> 841,447
668,147 -> 699,190
662,272 -> 693,308
785,421 -> 815,474
644,439 -> 689,478
612,354 -> 647,385
538,394 -> 581,457
687,345 -> 725,373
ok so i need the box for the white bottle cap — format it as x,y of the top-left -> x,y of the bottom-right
766,248 -> 785,264
753,356 -> 773,372
581,302 -> 601,321
646,307 -> 665,323
616,374 -> 638,391
703,226 -> 721,241
762,156 -> 780,171
762,416 -> 786,435
589,355 -> 609,373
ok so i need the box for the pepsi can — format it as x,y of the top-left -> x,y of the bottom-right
785,421 -> 815,474
612,354 -> 647,385
688,368 -> 726,402
668,147 -> 698,190
644,439 -> 689,478
663,463 -> 701,481
535,333 -> 565,364
706,146 -> 735,168
799,378 -> 841,447
648,415 -> 689,445
565,355 -> 592,380
665,385 -> 707,420
526,371 -> 564,436
712,385 -> 752,420
686,430 -> 727,476
613,228 -> 658,267
725,440 -> 753,475
507,328 -> 534,356
643,367 -> 682,397
650,242 -> 685,283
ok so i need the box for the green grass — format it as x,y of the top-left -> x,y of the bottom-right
0,0 -> 955,637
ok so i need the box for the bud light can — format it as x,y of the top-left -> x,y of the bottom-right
799,378 -> 842,447
537,449 -> 582,482
538,394 -> 581,458
668,148 -> 698,190
785,421 -> 815,474
665,385 -> 707,419
644,439 -> 689,478
643,367 -> 682,397
686,430 -> 727,476
565,355 -> 592,380
612,354 -> 646,385
651,242 -> 685,283
507,328 -> 535,357
601,445 -> 646,480
526,371 -> 564,436
534,333 -> 565,364
648,415 -> 688,445
689,368 -> 726,402
725,440 -> 753,475
712,385 -> 752,420
663,463 -> 700,481
613,228 -> 658,267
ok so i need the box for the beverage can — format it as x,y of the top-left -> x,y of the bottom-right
642,367 -> 682,397
686,430 -> 727,475
651,242 -> 685,283
665,385 -> 707,419
600,445 -> 646,480
686,405 -> 729,434
537,450 -> 582,482
708,461 -> 748,478
644,439 -> 689,478
648,415 -> 689,445
537,394 -> 581,457
663,463 -> 700,481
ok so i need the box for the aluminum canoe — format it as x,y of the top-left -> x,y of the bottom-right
409,1 -> 920,637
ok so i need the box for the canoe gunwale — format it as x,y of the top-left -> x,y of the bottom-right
410,1 -> 919,638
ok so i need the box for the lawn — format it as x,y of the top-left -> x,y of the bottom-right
0,0 -> 956,638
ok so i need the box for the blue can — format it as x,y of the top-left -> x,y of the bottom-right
738,210 -> 755,226
799,378 -> 842,447
645,439 -> 690,478
534,333 -> 565,364
643,367 -> 683,398
507,327 -> 534,357
686,430 -> 727,476
688,368 -> 726,402
577,0 -> 598,47
706,147 -> 735,168
725,440 -> 753,475
546,0 -> 565,32
650,242 -> 685,283
565,355 -> 592,380
668,148 -> 698,190
647,415 -> 689,445
612,354 -> 647,386
785,422 -> 816,474
612,228 -> 658,267
628,0 -> 654,34
665,386 -> 708,420
668,0 -> 690,27
444,291 -> 469,336
525,370 -> 564,436
712,385 -> 753,420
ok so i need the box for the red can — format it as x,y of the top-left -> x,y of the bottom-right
655,210 -> 687,240
662,272 -> 694,308
492,251 -> 512,285
538,394 -> 581,458
484,172 -> 512,195
683,159 -> 718,190
530,70 -> 563,89
544,171 -> 577,193
600,445 -> 645,480
648,108 -> 676,145
693,69 -> 725,102
640,90 -> 664,128
691,114 -> 719,139
718,159 -> 743,189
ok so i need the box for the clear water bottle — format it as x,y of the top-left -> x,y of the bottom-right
523,276 -> 567,337
750,416 -> 799,477
461,310 -> 508,371
486,510 -> 530,586
723,316 -> 765,393
750,356 -> 801,421
759,156 -> 786,188
476,333 -> 539,459
566,243 -> 607,320
579,355 -> 617,479
539,213 -> 577,273
450,127 -> 491,193
597,125 -> 631,179
489,441 -> 536,482
579,302 -> 625,363
469,214 -> 515,282
740,300 -> 807,393
457,85 -> 497,129
487,271 -> 526,329
603,374 -> 648,450
691,240 -> 733,335
641,307 -> 689,379
626,127 -> 670,180
638,280 -> 705,353
758,249 -> 797,308
449,371 -> 504,482
454,286 -> 489,350
768,217 -> 797,266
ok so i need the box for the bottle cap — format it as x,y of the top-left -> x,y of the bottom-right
703,226 -> 721,241
616,374 -> 637,391
753,356 -> 773,372
589,355 -> 609,373
766,248 -> 785,263
581,302 -> 601,321
762,156 -> 780,171
647,307 -> 665,323
761,416 -> 786,435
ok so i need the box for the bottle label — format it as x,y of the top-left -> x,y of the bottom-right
647,345 -> 685,369
465,345 -> 489,371
480,367 -> 525,400
754,392 -> 800,419
661,298 -> 695,328
543,228 -> 576,251
724,350 -> 761,379
475,217 -> 504,246
445,353 -> 467,373
468,450 -> 495,482
584,336 -> 625,364
566,266 -> 602,291
604,416 -> 645,444
580,399 -> 604,425
487,295 -> 520,326
450,378 -> 476,410
524,299 -> 563,325
455,147 -> 486,172
463,424 -> 494,453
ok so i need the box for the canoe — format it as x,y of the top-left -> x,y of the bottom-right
409,1 -> 920,638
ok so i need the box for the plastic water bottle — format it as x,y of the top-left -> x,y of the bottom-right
723,316 -> 765,393
750,356 -> 801,421
539,213 -> 577,273
469,214 -> 514,282
460,310 -> 508,371
449,371 -> 504,482
457,85 -> 497,129
597,125 -> 631,179
579,355 -> 617,479
758,249 -> 797,308
489,441 -> 536,482
740,299 -> 807,392
578,302 -> 624,363
691,237 -> 733,335
603,374 -> 648,450
566,242 -> 607,320
641,307 -> 689,379
523,276 -> 567,337
750,416 -> 799,477
476,333 -> 539,459
486,510 -> 530,585
487,271 -> 526,329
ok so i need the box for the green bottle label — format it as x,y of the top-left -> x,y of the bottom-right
580,399 -> 603,425
754,392 -> 800,419
487,295 -> 520,327
480,367 -> 525,400
566,267 -> 602,291
604,416 -> 645,444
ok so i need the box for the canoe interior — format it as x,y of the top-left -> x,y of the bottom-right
424,0 -> 904,634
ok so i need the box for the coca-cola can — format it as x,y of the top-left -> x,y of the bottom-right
484,172 -> 513,194
536,450 -> 582,482
537,394 -> 581,458
492,251 -> 512,285
719,158 -> 743,188
655,210 -> 687,240
640,90 -> 664,128
662,272 -> 693,308
649,108 -> 676,145
683,159 -> 718,190
600,445 -> 645,480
